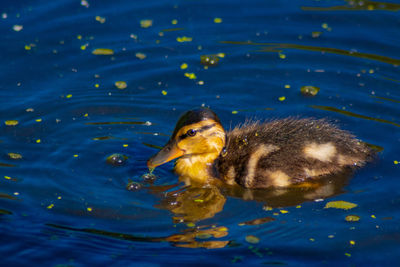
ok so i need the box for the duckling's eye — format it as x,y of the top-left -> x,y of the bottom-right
186,129 -> 197,137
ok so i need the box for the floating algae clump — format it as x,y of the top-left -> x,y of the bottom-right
324,201 -> 357,210
92,48 -> 114,55
114,81 -> 127,89
200,55 -> 220,66
106,153 -> 128,166
301,85 -> 320,96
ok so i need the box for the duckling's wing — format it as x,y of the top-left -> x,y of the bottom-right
217,118 -> 372,188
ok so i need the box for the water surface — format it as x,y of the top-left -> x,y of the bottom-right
1,0 -> 400,266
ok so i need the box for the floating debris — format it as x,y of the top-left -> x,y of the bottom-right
324,200 -> 358,210
115,81 -> 127,89
135,52 -> 146,60
12,25 -> 23,32
312,31 -> 322,38
177,36 -> 192,42
161,90 -> 167,95
200,55 -> 220,66
92,48 -> 114,55
301,85 -> 320,96
5,120 -> 18,126
140,19 -> 153,28
81,0 -> 89,8
345,215 -> 360,222
214,17 -> 223,23
180,63 -> 188,69
106,153 -> 128,166
4,175 -> 18,181
238,216 -> 275,226
126,180 -> 142,191
142,172 -> 156,182
95,16 -> 106,24
7,153 -> 22,160
321,23 -> 332,31
184,73 -> 197,79
0,162 -> 16,167
245,235 -> 260,244
278,96 -> 286,101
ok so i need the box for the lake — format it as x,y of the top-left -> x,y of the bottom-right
1,0 -> 400,266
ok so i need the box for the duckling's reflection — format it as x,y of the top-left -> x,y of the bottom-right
155,185 -> 226,223
148,170 -> 352,223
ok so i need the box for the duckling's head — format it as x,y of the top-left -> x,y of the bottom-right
147,108 -> 226,179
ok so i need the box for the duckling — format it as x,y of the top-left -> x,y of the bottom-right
147,108 -> 372,188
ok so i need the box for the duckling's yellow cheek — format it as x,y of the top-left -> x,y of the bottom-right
303,142 -> 336,162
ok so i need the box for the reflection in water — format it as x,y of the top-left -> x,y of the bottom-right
220,41 -> 400,66
371,95 -> 400,104
155,186 -> 226,223
45,170 -> 361,249
0,209 -> 12,215
85,121 -> 151,125
0,162 -> 16,167
310,105 -> 400,128
0,192 -> 18,200
46,223 -> 230,249
142,142 -> 164,150
151,171 -> 354,223
302,0 -> 400,12
161,27 -> 185,32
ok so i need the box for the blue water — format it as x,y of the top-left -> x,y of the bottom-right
1,0 -> 400,265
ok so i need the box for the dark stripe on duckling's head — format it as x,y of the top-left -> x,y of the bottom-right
178,123 -> 217,140
172,108 -> 221,138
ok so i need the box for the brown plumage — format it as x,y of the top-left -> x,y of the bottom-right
147,108 -> 373,188
217,118 -> 372,188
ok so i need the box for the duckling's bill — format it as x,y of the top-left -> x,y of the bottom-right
147,140 -> 184,169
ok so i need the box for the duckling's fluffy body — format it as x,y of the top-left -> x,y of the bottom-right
216,118 -> 371,188
147,109 -> 372,188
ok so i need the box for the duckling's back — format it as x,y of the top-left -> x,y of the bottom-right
216,118 -> 372,188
